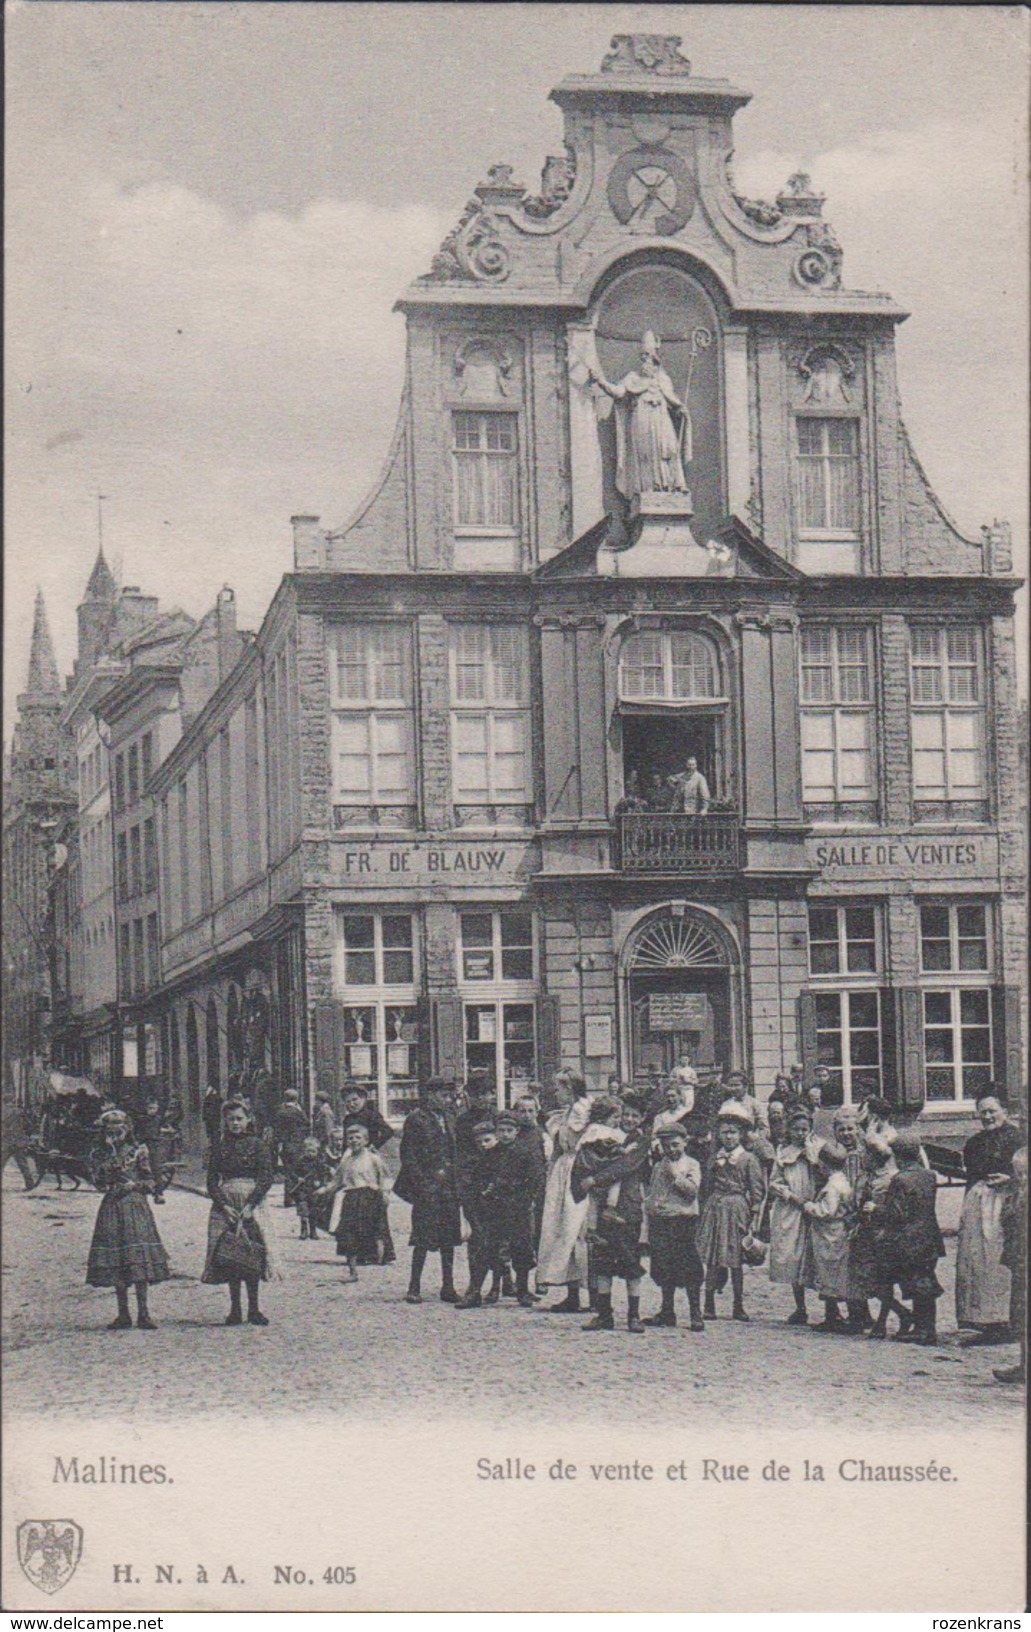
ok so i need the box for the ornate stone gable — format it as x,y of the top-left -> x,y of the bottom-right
410,38 -> 885,316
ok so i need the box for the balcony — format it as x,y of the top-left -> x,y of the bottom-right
616,811 -> 743,875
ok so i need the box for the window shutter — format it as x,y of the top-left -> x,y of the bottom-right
312,1001 -> 339,1100
897,987 -> 924,1111
991,985 -> 1022,1104
430,993 -> 463,1081
538,993 -> 563,1080
796,990 -> 818,1077
415,994 -> 432,1082
879,987 -> 899,1102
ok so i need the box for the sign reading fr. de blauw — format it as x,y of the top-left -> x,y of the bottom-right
330,838 -> 538,884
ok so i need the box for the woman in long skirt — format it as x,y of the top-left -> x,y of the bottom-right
697,1105 -> 765,1322
767,1103 -> 818,1325
202,1099 -> 278,1325
536,1075 -> 594,1312
86,1108 -> 169,1330
955,1095 -> 1023,1342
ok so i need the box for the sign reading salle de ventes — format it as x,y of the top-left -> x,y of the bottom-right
329,838 -> 540,886
808,832 -> 999,881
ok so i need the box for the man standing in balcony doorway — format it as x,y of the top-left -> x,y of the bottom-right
673,756 -> 710,815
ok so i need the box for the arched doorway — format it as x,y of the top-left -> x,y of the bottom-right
621,908 -> 740,1085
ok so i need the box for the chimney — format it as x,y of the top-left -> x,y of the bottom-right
291,515 -> 325,570
216,585 -> 239,679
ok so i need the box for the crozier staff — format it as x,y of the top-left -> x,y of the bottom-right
588,329 -> 690,500
201,1099 -> 278,1326
86,1107 -> 169,1330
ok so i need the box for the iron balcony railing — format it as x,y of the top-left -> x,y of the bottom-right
617,811 -> 743,874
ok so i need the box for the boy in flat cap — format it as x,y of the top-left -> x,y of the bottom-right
492,1110 -> 539,1306
454,1120 -> 505,1309
875,1128 -> 945,1346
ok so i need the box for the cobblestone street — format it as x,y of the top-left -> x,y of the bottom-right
2,1170 -> 1021,1430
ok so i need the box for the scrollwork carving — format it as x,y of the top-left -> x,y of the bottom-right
601,34 -> 692,76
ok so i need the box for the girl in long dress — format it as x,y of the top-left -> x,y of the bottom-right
320,1122 -> 395,1279
202,1099 -> 278,1326
535,1075 -> 594,1312
86,1108 -> 169,1330
955,1095 -> 1023,1340
802,1142 -> 854,1332
767,1103 -> 818,1325
697,1105 -> 765,1322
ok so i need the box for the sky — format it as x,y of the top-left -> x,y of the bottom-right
5,3 -> 1028,731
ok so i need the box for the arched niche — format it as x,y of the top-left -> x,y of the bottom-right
592,260 -> 725,539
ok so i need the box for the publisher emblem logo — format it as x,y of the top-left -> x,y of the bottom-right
17,1520 -> 83,1594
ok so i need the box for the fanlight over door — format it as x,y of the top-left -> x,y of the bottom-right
627,914 -> 728,972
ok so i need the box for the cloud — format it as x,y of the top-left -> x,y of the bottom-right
5,174 -> 450,719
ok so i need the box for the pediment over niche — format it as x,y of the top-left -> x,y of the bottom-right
536,512 -> 802,582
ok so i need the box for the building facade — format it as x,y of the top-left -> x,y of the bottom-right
149,37 -> 1024,1144
2,592 -> 77,1100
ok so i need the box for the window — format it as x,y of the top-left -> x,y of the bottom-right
339,913 -> 414,987
143,817 -> 157,893
116,833 -> 129,902
114,753 -> 126,813
807,903 -> 883,1104
796,417 -> 860,572
920,902 -> 989,974
335,910 -> 420,1120
330,624 -> 415,828
141,732 -> 153,791
619,630 -> 721,701
178,781 -> 191,925
130,825 -> 142,898
128,744 -> 140,805
808,905 -> 878,975
918,901 -> 993,1104
800,626 -> 876,820
133,919 -> 145,995
909,626 -> 987,820
457,909 -> 537,1105
146,913 -> 159,990
922,990 -> 993,1103
219,728 -> 234,895
460,910 -> 534,982
452,411 -> 518,532
450,624 -> 532,823
119,923 -> 131,998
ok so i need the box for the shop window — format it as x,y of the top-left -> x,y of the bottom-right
909,625 -> 987,821
458,908 -> 537,1104
452,411 -> 518,532
330,624 -> 415,828
450,624 -> 532,824
335,910 -> 420,1119
800,625 -> 876,821
464,1003 -> 537,1108
795,417 -> 860,573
